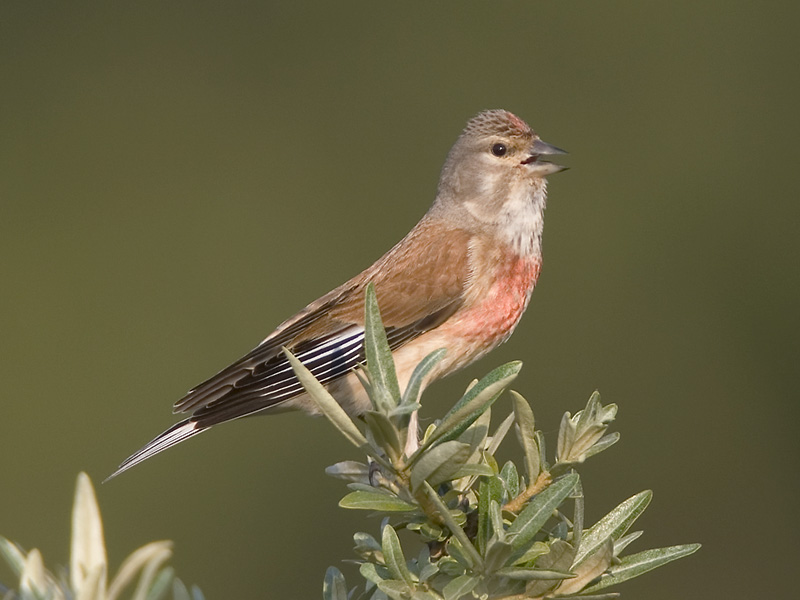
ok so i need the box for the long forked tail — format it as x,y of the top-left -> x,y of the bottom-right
104,419 -> 207,482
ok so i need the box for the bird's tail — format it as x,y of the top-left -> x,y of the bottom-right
104,419 -> 207,482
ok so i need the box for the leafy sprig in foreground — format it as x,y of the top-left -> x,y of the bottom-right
0,473 -> 203,600
286,284 -> 699,600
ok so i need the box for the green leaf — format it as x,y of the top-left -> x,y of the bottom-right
510,391 -> 540,481
400,348 -> 447,408
511,541 -> 549,567
581,543 -> 701,593
499,461 -> 520,501
323,566 -> 349,600
364,411 -> 402,460
359,562 -> 390,586
382,525 -> 415,587
483,538 -> 514,573
410,441 -> 471,490
507,473 -> 579,555
412,362 -> 521,460
450,463 -> 494,480
0,536 -> 26,576
523,539 -> 576,598
364,282 -> 402,410
478,477 -> 504,554
614,530 -> 643,555
574,490 -> 652,565
144,567 -> 173,600
283,347 -> 373,453
339,490 -> 417,512
422,481 -> 483,570
442,574 -> 478,600
457,407 -> 491,456
108,540 -> 173,600
173,578 -> 191,600
582,432 -> 620,460
486,411 -> 515,457
558,537 -> 614,595
325,461 -> 370,483
494,567 -> 575,580
377,579 -> 413,600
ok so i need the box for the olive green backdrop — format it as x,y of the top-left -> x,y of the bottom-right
1,2 -> 797,599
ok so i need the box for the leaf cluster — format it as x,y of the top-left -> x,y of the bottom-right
286,284 -> 700,600
0,473 -> 203,600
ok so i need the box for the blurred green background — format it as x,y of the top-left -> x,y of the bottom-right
1,2 -> 797,598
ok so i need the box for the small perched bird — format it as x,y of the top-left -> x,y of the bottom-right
108,109 -> 566,480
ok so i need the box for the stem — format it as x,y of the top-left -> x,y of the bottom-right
502,470 -> 552,513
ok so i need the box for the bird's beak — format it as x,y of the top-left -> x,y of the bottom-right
521,138 -> 569,175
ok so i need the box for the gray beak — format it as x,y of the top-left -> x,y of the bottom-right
531,139 -> 568,156
521,138 -> 569,175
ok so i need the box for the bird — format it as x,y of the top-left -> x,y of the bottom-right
107,109 -> 566,480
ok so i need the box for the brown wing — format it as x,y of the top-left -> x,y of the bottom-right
172,219 -> 471,419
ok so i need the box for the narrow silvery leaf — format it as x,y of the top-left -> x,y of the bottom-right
511,391 -> 539,480
20,548 -> 48,598
486,411 -> 515,456
410,441 -> 471,490
107,541 -> 173,600
401,348 -> 447,408
0,536 -> 26,576
442,574 -> 478,600
144,567 -> 173,600
581,543 -> 701,593
284,348 -> 371,451
557,412 -> 576,462
582,432 -> 621,460
478,477 -> 504,553
523,539 -> 576,598
483,538 -> 514,572
417,546 -> 438,582
323,567 -> 348,600
449,463 -> 494,480
614,530 -> 643,555
359,562 -> 389,586
413,362 -> 521,459
382,525 -> 414,587
339,490 -> 417,512
511,541 -> 549,567
172,578 -> 191,600
422,482 -> 483,570
129,544 -> 174,600
558,537 -> 614,595
574,490 -> 652,565
489,501 -> 506,544
499,461 -> 520,501
190,585 -> 206,600
377,580 -> 413,600
364,283 -> 402,410
507,473 -> 579,554
572,478 -> 585,554
494,567 -> 575,580
364,411 -> 403,460
458,408 -> 491,456
70,472 -> 107,598
576,391 -> 601,433
325,461 -> 370,483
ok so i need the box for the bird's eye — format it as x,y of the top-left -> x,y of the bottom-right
491,143 -> 507,157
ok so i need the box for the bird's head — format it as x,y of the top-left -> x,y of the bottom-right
432,109 -> 567,234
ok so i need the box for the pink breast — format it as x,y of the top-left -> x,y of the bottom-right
462,256 -> 540,340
